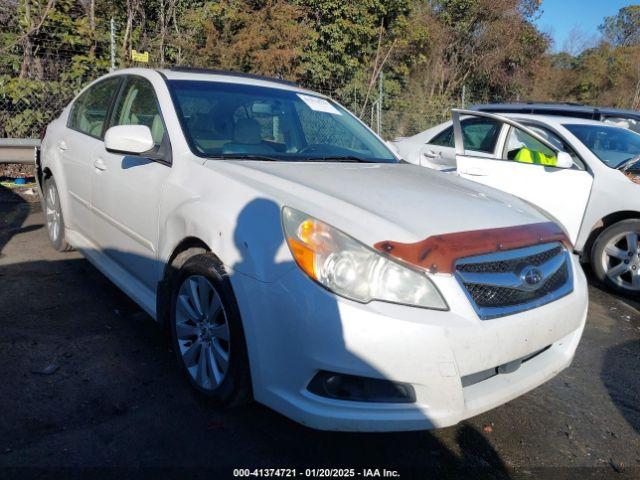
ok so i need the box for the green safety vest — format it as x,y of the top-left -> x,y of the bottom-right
514,147 -> 557,166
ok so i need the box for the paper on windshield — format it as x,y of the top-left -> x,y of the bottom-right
297,94 -> 342,115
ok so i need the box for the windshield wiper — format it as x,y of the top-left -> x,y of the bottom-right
615,155 -> 640,171
304,156 -> 375,163
216,154 -> 394,163
218,154 -> 281,162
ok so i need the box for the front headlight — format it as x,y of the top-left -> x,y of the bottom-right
282,207 -> 447,310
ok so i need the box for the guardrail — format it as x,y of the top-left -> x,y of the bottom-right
0,139 -> 40,165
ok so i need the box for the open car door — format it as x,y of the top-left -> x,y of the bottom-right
452,109 -> 593,245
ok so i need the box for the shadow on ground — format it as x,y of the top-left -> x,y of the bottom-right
602,339 -> 640,435
0,185 -> 38,256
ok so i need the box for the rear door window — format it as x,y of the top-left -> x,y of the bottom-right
69,77 -> 121,138
461,118 -> 500,153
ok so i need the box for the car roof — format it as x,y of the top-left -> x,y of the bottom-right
158,67 -> 317,95
499,113 -> 610,127
472,102 -> 640,119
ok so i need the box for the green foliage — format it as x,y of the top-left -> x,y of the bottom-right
296,0 -> 408,85
0,74 -> 75,137
599,5 -> 640,47
174,0 -> 311,79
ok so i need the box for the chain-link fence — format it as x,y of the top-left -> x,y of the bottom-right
0,15 -> 113,139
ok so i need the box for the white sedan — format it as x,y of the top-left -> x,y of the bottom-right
393,111 -> 640,296
38,68 -> 587,431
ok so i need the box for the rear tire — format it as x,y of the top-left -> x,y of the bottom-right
169,253 -> 252,406
44,177 -> 73,252
591,219 -> 640,295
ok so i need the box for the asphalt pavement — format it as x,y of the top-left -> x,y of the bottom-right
0,188 -> 638,479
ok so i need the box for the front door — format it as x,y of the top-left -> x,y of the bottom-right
91,75 -> 171,290
452,111 -> 593,244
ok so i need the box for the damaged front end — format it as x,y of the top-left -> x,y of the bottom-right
620,157 -> 640,184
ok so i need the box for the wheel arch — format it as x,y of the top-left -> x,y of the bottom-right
37,166 -> 53,211
157,236 -> 214,333
165,236 -> 215,275
581,210 -> 640,262
40,161 -> 74,232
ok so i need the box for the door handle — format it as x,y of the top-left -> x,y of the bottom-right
57,140 -> 68,151
423,150 -> 440,159
94,158 -> 107,172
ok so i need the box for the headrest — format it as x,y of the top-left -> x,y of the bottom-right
233,118 -> 262,145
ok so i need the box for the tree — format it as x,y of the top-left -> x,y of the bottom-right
599,5 -> 640,47
173,0 -> 311,81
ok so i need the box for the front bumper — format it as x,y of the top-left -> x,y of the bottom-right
230,256 -> 588,432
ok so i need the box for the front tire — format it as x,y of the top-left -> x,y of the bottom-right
44,177 -> 73,252
591,219 -> 640,295
169,253 -> 252,406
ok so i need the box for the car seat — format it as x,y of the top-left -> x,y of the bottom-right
222,118 -> 275,155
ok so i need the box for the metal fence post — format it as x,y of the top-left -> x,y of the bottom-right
110,18 -> 116,72
377,71 -> 383,136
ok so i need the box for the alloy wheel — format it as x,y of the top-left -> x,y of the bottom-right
175,275 -> 231,390
45,182 -> 61,243
601,231 -> 640,291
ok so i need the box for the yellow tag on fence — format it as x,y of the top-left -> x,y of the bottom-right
131,50 -> 149,63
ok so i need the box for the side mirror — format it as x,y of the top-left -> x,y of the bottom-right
555,151 -> 573,169
104,125 -> 154,155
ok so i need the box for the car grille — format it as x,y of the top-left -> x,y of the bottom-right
457,245 -> 563,274
455,242 -> 573,320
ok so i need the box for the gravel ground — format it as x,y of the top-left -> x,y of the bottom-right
0,188 -> 638,479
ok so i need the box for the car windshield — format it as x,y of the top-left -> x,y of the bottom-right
168,80 -> 397,163
564,123 -> 640,168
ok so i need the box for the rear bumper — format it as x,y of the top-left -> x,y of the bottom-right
230,256 -> 588,432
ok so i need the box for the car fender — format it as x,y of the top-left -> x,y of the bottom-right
40,125 -> 73,225
159,194 -> 296,284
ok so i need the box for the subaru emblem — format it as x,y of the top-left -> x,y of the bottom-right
520,266 -> 544,290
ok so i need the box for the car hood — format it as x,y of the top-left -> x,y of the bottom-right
204,160 -> 550,247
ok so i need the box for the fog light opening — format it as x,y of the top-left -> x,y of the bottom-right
307,371 -> 416,403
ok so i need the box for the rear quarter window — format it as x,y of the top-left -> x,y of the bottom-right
429,126 -> 454,147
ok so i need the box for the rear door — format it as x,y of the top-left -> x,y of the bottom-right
61,77 -> 122,236
452,110 -> 593,244
422,118 -> 502,169
420,124 -> 456,168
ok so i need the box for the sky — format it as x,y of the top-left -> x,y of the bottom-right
535,0 -> 638,53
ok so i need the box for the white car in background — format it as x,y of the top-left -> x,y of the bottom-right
38,68 -> 587,431
393,110 -> 640,296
